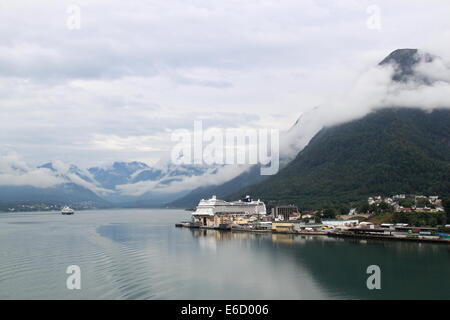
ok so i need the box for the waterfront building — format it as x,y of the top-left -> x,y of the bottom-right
271,205 -> 299,221
322,220 -> 359,228
381,223 -> 395,230
272,222 -> 295,233
358,222 -> 375,229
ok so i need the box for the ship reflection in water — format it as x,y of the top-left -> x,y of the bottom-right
190,228 -> 330,245
186,227 -> 450,300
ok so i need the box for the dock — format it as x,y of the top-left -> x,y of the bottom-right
175,223 -> 450,244
176,223 -> 328,236
328,231 -> 450,244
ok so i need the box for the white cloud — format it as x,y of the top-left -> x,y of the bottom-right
415,58 -> 450,83
116,164 -> 248,196
0,153 -> 112,194
0,153 -> 64,188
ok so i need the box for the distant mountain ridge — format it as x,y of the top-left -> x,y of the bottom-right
0,183 -> 111,210
88,161 -> 153,190
0,159 -> 225,210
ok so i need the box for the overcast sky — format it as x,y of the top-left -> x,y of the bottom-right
1,0 -> 450,168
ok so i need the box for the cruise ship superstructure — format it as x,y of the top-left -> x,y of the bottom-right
192,195 -> 266,227
61,206 -> 75,215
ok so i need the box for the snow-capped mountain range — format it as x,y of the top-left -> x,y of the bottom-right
0,154 -> 237,208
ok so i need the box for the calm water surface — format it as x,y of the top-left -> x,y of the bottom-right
0,209 -> 449,299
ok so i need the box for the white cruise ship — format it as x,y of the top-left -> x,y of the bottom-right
61,206 -> 75,215
193,195 -> 266,217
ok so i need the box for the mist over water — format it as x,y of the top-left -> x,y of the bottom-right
0,209 -> 449,300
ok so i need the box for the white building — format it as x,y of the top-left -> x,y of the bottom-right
322,220 -> 359,228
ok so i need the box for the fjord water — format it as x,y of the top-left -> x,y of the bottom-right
0,209 -> 449,300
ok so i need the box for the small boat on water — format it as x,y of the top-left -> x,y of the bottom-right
175,221 -> 201,228
61,206 -> 75,215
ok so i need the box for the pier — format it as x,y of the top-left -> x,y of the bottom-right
175,222 -> 450,244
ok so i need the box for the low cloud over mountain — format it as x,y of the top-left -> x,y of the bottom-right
0,152 -> 248,207
281,48 -> 450,160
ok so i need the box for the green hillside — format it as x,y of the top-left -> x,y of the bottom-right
233,108 -> 450,209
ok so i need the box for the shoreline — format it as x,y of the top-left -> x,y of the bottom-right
328,232 -> 450,244
175,224 -> 450,244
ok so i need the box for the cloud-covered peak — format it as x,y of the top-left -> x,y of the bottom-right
282,47 -> 450,160
379,48 -> 437,83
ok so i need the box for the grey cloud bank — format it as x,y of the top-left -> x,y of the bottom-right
1,0 -> 450,192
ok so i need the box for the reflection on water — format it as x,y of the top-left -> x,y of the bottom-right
187,228 -> 450,300
0,209 -> 449,300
